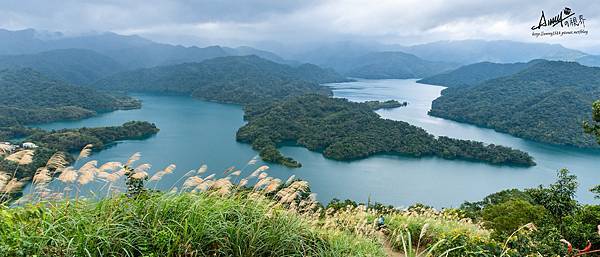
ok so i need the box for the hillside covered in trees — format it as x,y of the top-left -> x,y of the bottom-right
0,49 -> 124,85
0,68 -> 140,127
417,60 -> 544,87
430,61 -> 600,147
94,55 -> 347,104
237,94 -> 535,167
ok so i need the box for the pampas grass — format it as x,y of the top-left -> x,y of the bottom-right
125,152 -> 141,167
58,167 -> 78,183
76,144 -> 93,161
33,167 -> 52,187
0,144 -> 11,155
99,162 -> 122,172
0,178 -> 25,194
197,164 -> 207,174
46,152 -> 68,170
5,150 -> 34,165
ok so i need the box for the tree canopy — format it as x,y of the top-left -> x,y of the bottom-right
430,61 -> 600,147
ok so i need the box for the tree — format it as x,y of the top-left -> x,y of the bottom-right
584,100 -> 600,198
482,199 -> 547,238
592,185 -> 600,199
583,100 -> 600,144
526,169 -> 579,234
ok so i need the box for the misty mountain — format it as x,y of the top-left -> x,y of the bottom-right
417,60 -> 546,88
429,61 -> 600,147
0,49 -> 124,85
94,55 -> 346,104
291,42 -> 456,79
576,55 -> 600,67
344,51 -> 457,79
0,28 -> 289,69
400,40 -> 587,64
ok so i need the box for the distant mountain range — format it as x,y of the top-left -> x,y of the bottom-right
0,28 -> 293,70
429,60 -> 600,147
284,39 -> 600,79
2,28 -> 600,83
94,55 -> 343,104
399,40 -> 587,64
289,39 -> 592,66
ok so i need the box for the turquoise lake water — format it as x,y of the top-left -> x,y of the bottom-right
35,79 -> 600,208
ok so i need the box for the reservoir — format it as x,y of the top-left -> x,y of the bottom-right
35,79 -> 600,207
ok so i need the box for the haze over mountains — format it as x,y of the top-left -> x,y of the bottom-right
2,28 -> 600,82
0,29 -> 290,70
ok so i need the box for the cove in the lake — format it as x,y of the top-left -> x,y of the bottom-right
34,79 -> 600,208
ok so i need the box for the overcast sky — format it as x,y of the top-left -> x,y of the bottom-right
2,0 -> 600,53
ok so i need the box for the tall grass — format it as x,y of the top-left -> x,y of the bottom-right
0,147 -> 385,256
0,193 -> 385,256
0,146 -> 521,256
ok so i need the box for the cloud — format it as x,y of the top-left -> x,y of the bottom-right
1,0 -> 599,52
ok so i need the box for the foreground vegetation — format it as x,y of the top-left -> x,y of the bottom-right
0,145 -> 597,256
1,193 -> 386,256
237,94 -> 535,167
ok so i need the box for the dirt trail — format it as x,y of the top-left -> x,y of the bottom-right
378,231 -> 404,257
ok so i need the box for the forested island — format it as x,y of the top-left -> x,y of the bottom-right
0,121 -> 158,179
236,94 -> 535,167
363,100 -> 408,110
94,55 -> 348,104
430,61 -> 600,147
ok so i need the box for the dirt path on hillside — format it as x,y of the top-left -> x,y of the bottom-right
378,231 -> 404,257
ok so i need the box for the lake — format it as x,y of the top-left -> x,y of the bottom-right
35,79 -> 600,208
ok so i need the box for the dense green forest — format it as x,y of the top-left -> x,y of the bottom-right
237,94 -> 535,167
0,49 -> 124,85
417,60 -> 544,87
430,61 -> 600,147
27,121 -> 159,152
94,55 -> 348,104
0,121 -> 158,179
0,68 -> 140,126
